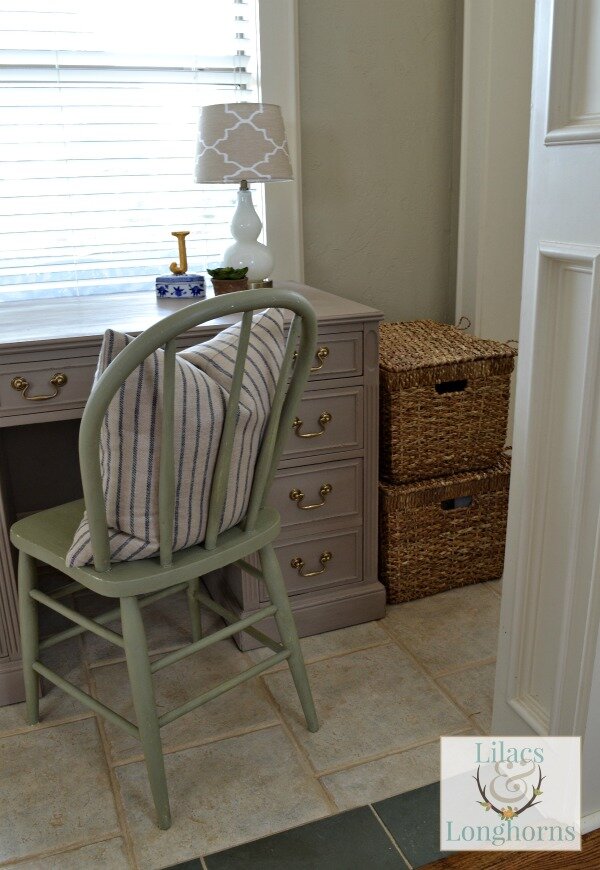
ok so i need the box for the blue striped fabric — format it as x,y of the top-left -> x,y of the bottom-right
66,308 -> 286,567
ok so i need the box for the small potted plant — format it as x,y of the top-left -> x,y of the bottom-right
207,266 -> 249,295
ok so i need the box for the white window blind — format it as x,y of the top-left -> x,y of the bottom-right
0,0 -> 261,301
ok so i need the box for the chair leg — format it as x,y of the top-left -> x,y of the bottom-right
187,578 -> 203,643
259,545 -> 319,733
17,551 -> 39,726
120,596 -> 171,830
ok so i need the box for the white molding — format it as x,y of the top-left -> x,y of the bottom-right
582,809 -> 600,834
546,121 -> 600,145
546,0 -> 600,145
550,249 -> 600,736
258,0 -> 304,282
508,696 -> 549,736
455,0 -> 494,333
455,0 -> 533,343
500,242 -> 600,738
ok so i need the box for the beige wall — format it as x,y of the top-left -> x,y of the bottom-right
297,0 -> 460,322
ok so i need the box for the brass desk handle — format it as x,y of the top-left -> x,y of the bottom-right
289,483 -> 333,510
293,346 -> 330,372
11,372 -> 68,401
290,551 -> 332,578
292,411 -> 332,438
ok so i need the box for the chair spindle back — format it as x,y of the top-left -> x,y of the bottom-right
78,291 -> 317,573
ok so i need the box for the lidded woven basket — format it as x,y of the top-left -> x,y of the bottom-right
379,455 -> 511,604
379,320 -> 516,484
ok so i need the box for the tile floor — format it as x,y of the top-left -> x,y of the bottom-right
0,580 -> 501,869
193,781 -> 448,869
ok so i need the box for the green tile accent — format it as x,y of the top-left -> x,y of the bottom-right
373,781 -> 450,868
165,861 -> 202,870
204,807 -> 407,869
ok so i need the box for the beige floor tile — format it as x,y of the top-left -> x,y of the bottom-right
78,588 -> 223,666
322,740 -> 441,810
0,639 -> 91,737
438,662 -> 496,733
246,620 -> 390,673
383,584 -> 501,674
321,728 -> 476,811
3,837 -> 131,869
263,644 -> 469,774
92,639 -> 278,761
116,726 -> 331,868
0,719 -> 119,864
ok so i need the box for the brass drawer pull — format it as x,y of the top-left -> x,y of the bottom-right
11,372 -> 68,401
292,410 -> 332,438
289,483 -> 333,510
293,346 -> 330,372
290,551 -> 333,578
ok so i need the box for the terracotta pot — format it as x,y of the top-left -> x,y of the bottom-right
211,277 -> 249,295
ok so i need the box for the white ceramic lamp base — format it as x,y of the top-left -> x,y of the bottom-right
222,188 -> 274,281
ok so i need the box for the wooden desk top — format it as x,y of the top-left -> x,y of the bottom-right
0,283 -> 382,355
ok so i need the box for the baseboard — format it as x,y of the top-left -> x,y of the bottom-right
582,809 -> 600,834
0,659 -> 26,706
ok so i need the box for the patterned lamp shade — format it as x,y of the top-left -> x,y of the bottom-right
195,103 -> 292,184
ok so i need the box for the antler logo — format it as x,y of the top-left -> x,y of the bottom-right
475,762 -> 544,821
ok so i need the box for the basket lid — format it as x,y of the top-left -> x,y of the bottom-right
379,454 -> 511,510
379,320 -> 516,388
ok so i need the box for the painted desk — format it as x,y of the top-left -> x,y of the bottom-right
0,283 -> 385,704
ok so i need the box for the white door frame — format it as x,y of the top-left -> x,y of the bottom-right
455,0 -> 534,342
458,0 -> 600,832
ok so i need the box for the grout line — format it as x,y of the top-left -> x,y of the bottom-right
432,655 -> 496,678
314,726 -> 472,780
200,857 -> 209,870
249,663 -> 339,815
247,634 -> 392,675
0,832 -> 123,869
84,642 -> 139,870
378,621 -> 481,731
368,804 -> 412,869
467,714 -> 488,736
109,720 -> 281,769
380,617 -> 497,679
316,774 -> 341,812
0,709 -> 95,741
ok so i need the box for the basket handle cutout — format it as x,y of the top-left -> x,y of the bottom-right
441,495 -> 473,511
435,379 -> 468,394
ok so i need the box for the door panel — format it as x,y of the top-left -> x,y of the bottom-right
493,3 -> 600,823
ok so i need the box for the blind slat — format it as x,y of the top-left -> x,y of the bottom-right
0,0 -> 261,301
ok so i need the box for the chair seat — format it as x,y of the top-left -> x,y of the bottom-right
10,499 -> 281,598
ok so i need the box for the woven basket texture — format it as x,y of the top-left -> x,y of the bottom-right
379,321 -> 516,484
379,456 -> 511,604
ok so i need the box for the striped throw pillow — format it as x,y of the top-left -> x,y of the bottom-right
66,308 -> 285,567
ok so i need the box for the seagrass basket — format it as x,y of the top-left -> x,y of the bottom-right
379,455 -> 511,604
379,321 -> 516,484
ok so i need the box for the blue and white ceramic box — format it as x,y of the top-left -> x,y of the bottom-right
155,274 -> 206,299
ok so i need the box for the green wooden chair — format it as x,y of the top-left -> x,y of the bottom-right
10,289 -> 319,830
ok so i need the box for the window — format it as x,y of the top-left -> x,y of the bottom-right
0,0 -> 266,301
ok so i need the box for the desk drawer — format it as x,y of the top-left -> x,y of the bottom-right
0,358 -> 96,418
304,331 -> 362,382
271,458 -> 363,531
259,527 -> 362,602
282,386 -> 363,458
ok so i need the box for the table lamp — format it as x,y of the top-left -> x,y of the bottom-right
194,103 -> 292,281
